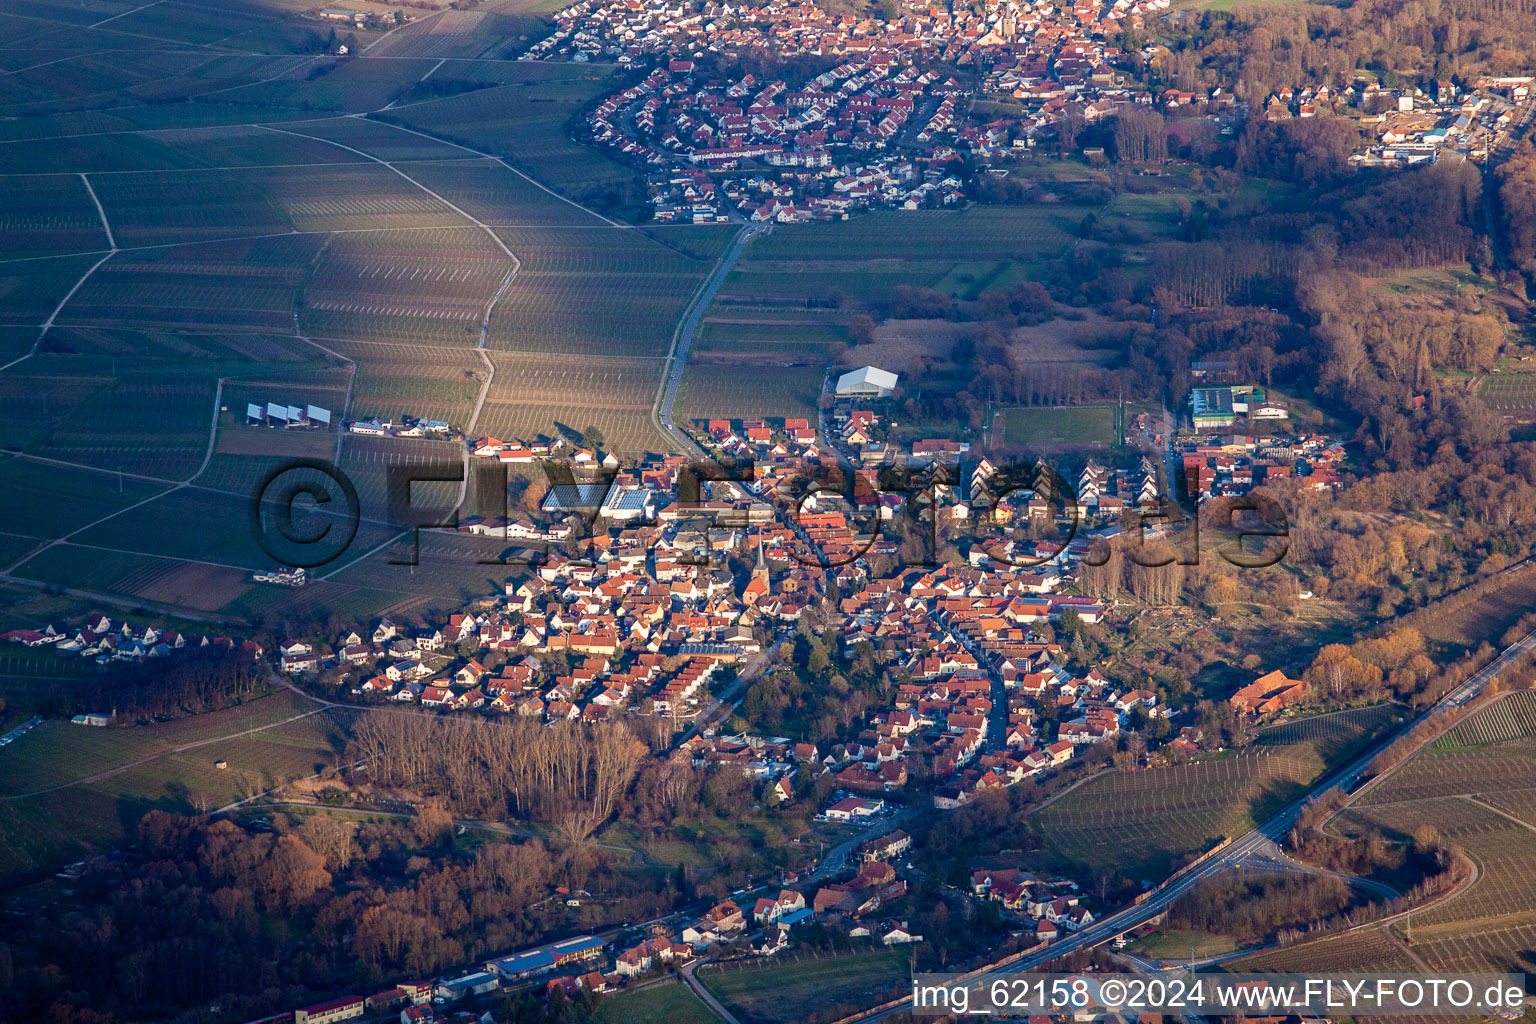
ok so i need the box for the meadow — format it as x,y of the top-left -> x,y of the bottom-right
0,689 -> 347,884
711,206 -> 1082,316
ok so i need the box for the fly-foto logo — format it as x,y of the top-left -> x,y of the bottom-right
248,455 -> 1290,571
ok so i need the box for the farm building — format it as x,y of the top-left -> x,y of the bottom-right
836,365 -> 899,398
1189,387 -> 1235,429
485,935 -> 605,982
1229,669 -> 1310,715
248,402 -> 332,429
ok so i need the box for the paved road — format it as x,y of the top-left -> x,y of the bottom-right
677,640 -> 783,744
654,223 -> 768,456
0,714 -> 42,747
842,628 -> 1536,1022
681,959 -> 745,1024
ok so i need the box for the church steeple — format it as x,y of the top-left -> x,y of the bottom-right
752,535 -> 769,586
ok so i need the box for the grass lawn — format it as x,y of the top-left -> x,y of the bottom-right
593,981 -> 716,1024
1001,404 -> 1120,448
699,947 -> 911,1024
1127,928 -> 1239,959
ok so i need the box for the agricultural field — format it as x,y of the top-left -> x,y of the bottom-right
999,403 -> 1121,449
1034,704 -> 1400,880
698,947 -> 911,1024
479,350 -> 667,454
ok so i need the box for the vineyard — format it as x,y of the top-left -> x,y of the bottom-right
1234,924 -> 1420,973
394,157 -> 599,227
1359,692 -> 1536,804
1036,705 -> 1397,879
1436,689 -> 1536,746
479,350 -> 665,454
325,339 -> 484,427
679,358 -> 824,423
0,454 -> 167,541
1037,749 -> 1319,879
488,225 -> 712,357
1238,691 -> 1536,979
377,68 -> 643,206
62,234 -> 328,332
0,173 -> 109,258
301,226 -> 512,346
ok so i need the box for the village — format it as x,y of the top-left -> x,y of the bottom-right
518,0 -> 1532,218
2,363 -> 1346,1024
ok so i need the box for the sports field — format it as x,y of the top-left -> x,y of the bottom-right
999,404 -> 1121,448
592,982 -> 717,1024
1477,369 -> 1536,421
